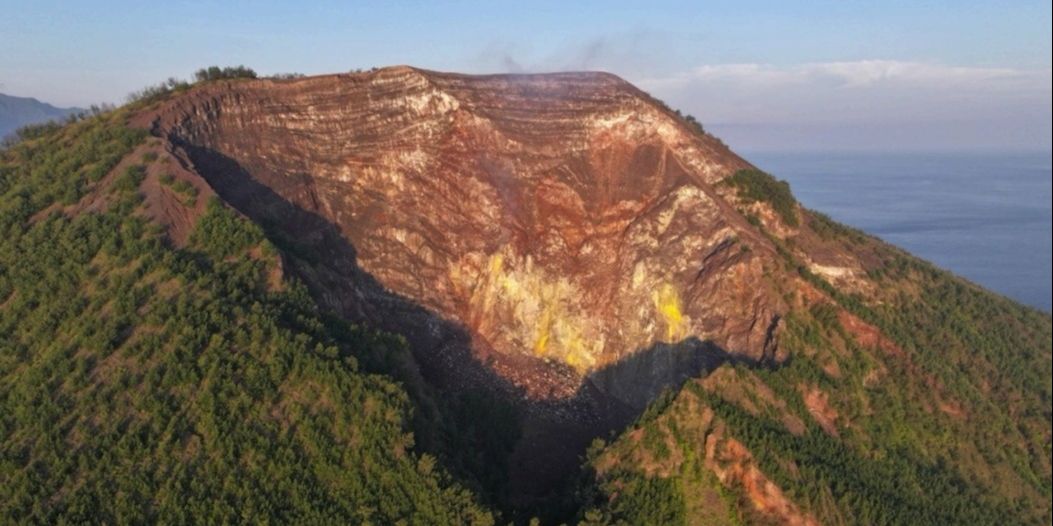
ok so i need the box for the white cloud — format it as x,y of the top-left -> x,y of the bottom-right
636,60 -> 1050,122
630,60 -> 1051,150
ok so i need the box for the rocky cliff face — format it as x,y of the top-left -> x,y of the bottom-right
143,66 -> 785,386
134,66 -> 800,498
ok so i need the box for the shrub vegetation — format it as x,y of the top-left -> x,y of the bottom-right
724,168 -> 799,226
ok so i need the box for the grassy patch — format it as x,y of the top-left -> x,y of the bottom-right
724,169 -> 799,226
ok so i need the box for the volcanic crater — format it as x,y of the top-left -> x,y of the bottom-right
134,66 -> 795,500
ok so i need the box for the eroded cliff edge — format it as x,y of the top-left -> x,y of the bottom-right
133,66 -> 799,501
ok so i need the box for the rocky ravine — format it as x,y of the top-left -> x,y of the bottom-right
134,66 -> 796,497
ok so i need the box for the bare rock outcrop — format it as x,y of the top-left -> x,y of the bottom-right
134,66 -> 797,499
143,67 -> 786,388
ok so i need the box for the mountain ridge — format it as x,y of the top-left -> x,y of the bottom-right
0,92 -> 83,139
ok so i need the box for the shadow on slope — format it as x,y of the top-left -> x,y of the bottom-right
169,138 -> 743,520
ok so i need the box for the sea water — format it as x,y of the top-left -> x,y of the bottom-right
746,151 -> 1052,312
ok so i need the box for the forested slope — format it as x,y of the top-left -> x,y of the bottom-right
578,192 -> 1052,525
0,108 -> 493,524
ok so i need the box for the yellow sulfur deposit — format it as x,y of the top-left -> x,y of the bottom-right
653,283 -> 687,341
460,249 -> 602,374
533,305 -> 553,356
454,250 -> 694,373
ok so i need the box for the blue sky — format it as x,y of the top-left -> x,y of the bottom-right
2,0 -> 1050,151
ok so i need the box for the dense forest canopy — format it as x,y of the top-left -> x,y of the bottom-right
0,109 -> 492,524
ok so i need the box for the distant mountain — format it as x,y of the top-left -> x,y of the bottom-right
0,93 -> 83,139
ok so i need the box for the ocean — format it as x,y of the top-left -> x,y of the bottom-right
744,151 -> 1053,312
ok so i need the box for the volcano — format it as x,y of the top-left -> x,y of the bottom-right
134,66 -> 803,495
3,66 -> 1048,524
